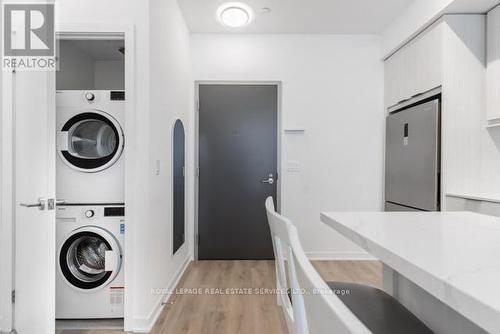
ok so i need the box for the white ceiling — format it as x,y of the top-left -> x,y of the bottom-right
178,0 -> 416,34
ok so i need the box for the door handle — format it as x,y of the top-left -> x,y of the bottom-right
261,174 -> 274,185
20,198 -> 47,210
47,198 -> 66,210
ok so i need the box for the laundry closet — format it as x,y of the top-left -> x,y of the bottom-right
55,38 -> 126,331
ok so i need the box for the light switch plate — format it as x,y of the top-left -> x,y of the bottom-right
286,160 -> 301,173
155,160 -> 161,175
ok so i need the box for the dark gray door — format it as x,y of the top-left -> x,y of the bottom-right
173,120 -> 185,254
385,98 -> 440,211
198,84 -> 278,260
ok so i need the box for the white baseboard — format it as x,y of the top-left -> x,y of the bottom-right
306,252 -> 377,261
133,255 -> 191,333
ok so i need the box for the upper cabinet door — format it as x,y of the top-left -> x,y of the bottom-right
385,22 -> 444,108
487,6 -> 500,123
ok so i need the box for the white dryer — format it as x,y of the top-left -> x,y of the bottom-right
56,204 -> 125,319
57,90 -> 125,203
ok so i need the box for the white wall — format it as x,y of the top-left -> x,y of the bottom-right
191,34 -> 384,259
56,0 -> 193,332
57,42 -> 124,90
137,0 -> 194,331
56,41 -> 95,90
94,61 -> 125,90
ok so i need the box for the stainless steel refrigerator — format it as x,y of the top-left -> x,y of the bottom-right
385,96 -> 441,212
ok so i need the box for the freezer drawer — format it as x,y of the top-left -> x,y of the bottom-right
385,99 -> 440,211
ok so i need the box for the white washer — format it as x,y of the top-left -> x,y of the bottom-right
56,205 -> 125,319
57,90 -> 125,203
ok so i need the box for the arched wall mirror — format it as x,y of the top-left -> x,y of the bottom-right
173,119 -> 186,254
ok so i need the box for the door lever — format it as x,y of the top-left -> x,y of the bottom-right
20,198 -> 47,210
261,174 -> 274,185
47,198 -> 66,210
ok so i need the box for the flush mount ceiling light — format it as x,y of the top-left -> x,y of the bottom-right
217,2 -> 254,28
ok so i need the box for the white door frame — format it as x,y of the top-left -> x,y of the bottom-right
0,4 -> 14,332
0,23 -> 137,332
0,51 -> 15,334
193,81 -> 283,260
57,23 -> 136,332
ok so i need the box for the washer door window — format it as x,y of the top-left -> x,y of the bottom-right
58,110 -> 124,173
59,227 -> 121,290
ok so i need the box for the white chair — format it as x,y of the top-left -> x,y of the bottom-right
265,197 -> 433,334
265,198 -> 298,331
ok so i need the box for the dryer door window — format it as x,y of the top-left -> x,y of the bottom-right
70,120 -> 116,159
58,111 -> 124,173
59,229 -> 121,290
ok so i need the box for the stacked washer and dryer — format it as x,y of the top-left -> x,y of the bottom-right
56,90 -> 126,319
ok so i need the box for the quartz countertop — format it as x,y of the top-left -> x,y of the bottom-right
320,211 -> 500,333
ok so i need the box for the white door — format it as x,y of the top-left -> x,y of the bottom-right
13,69 -> 56,333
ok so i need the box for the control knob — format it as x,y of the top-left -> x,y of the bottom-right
85,92 -> 95,101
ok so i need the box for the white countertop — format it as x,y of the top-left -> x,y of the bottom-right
320,211 -> 500,333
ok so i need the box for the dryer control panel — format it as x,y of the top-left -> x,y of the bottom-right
56,205 -> 125,220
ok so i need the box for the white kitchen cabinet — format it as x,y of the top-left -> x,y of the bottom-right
487,5 -> 500,123
385,15 -> 486,209
384,22 -> 443,108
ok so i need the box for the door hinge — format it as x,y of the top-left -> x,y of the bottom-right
11,290 -> 15,303
196,100 -> 200,111
197,167 -> 200,177
197,234 -> 200,245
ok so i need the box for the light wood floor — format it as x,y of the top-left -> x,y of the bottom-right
61,260 -> 381,334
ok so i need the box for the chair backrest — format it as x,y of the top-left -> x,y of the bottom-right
265,197 -> 304,333
265,197 -> 372,334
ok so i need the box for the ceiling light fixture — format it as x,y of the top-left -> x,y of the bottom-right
217,2 -> 254,28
